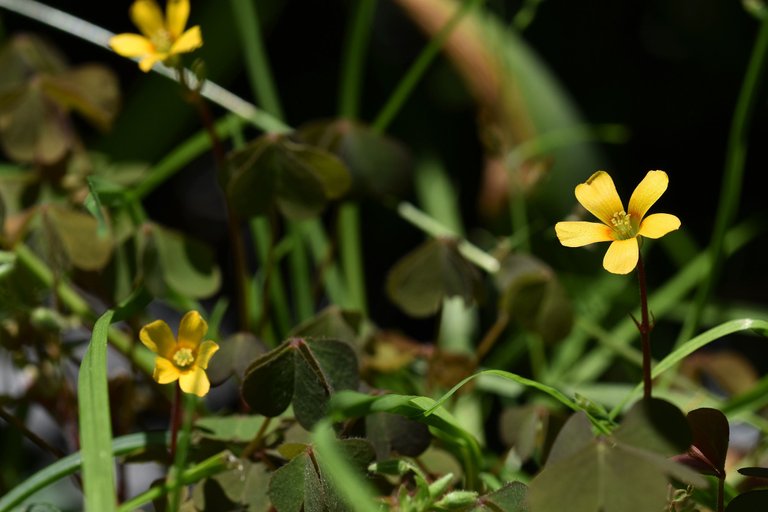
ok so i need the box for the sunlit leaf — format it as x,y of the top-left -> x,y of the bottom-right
529,404 -> 705,512
194,415 -> 269,443
42,204 -> 113,271
140,222 -> 221,299
386,237 -> 481,317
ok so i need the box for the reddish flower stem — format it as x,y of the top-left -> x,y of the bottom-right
636,251 -> 653,400
169,384 -> 182,460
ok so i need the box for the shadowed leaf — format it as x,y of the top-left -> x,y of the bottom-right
386,237 -> 481,317
471,481 -> 528,511
42,204 -> 113,271
725,490 -> 768,511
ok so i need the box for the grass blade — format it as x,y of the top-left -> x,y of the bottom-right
78,310 -> 117,511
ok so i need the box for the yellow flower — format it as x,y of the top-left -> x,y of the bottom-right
139,311 -> 219,396
555,170 -> 681,275
109,0 -> 202,72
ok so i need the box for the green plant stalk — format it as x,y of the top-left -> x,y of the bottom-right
169,385 -> 182,460
678,14 -> 768,346
230,0 -> 284,118
0,432 -> 168,511
289,222 -> 314,322
251,218 -> 291,337
118,451 -> 231,512
338,203 -> 367,313
131,114 -> 245,201
12,244 -> 155,376
338,0 -> 378,118
303,219 -> 347,305
167,392 -> 196,512
397,201 -> 500,273
371,0 -> 482,133
509,192 -> 531,252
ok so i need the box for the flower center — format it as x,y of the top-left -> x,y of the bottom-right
610,211 -> 635,240
173,347 -> 195,368
150,29 -> 173,53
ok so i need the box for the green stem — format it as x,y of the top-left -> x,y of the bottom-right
289,222 -> 314,322
338,0 -> 378,118
371,0 -> 481,133
117,451 -> 230,512
241,417 -> 273,459
169,385 -> 182,460
678,14 -> 768,345
251,217 -> 291,338
230,0 -> 284,118
509,191 -> 530,253
338,203 -> 367,313
397,202 -> 499,273
303,219 -> 347,305
168,392 -> 196,512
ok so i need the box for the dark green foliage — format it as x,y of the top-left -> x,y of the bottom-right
241,338 -> 359,429
386,237 -> 482,317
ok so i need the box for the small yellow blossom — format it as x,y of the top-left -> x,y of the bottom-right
109,0 -> 202,72
555,170 -> 681,275
140,311 -> 219,396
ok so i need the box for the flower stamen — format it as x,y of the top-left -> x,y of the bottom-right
610,211 -> 634,239
173,347 -> 195,368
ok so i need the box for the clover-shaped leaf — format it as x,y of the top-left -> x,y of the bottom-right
226,134 -> 351,219
496,253 -> 573,344
241,338 -> 359,429
674,408 -> 729,477
528,400 -> 705,512
386,237 -> 482,318
297,119 -> 412,199
140,222 -> 221,299
41,204 -> 113,271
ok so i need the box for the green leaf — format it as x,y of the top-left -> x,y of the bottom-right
297,119 -> 412,199
240,338 -> 359,429
226,135 -> 351,219
241,343 -> 296,418
193,460 -> 270,512
78,310 -> 117,512
268,450 -> 341,512
366,412 -> 431,459
141,222 -> 221,299
43,204 -> 113,271
528,410 -> 705,512
288,306 -> 364,345
725,490 -> 768,511
386,237 -> 481,317
205,331 -> 268,384
194,415 -> 268,443
0,433 -> 168,511
470,481 -> 529,511
613,399 -> 692,456
328,390 -> 483,490
40,65 -> 119,131
496,254 -> 573,344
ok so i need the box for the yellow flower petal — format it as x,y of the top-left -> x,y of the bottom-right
138,54 -> 164,72
154,357 -> 181,384
169,26 -> 203,55
627,170 -> 668,220
195,340 -> 219,370
603,238 -> 639,275
140,320 -> 176,358
166,0 -> 190,39
555,221 -> 614,247
179,367 -> 210,397
178,310 -> 207,348
130,0 -> 165,39
638,213 -> 681,239
574,171 -> 625,226
109,33 -> 154,57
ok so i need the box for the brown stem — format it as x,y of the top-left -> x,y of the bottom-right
0,405 -> 66,459
717,476 -> 725,512
475,313 -> 510,363
636,251 -> 653,400
241,416 -> 273,459
179,69 -> 251,332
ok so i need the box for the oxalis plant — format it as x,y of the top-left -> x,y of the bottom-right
1,0 -> 768,511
